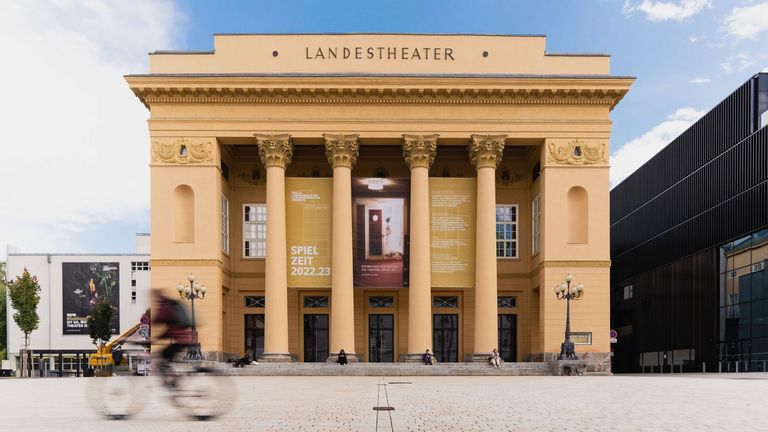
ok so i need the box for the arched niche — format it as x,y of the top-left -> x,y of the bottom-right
567,186 -> 588,244
173,184 -> 195,242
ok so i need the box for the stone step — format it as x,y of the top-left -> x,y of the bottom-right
214,362 -> 555,376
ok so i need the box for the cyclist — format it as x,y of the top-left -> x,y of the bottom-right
153,293 -> 194,384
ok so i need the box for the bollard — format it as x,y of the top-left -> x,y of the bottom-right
763,360 -> 766,372
702,363 -> 706,373
736,362 -> 739,373
719,362 -> 722,373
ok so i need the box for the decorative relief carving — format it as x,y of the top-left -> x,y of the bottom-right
547,139 -> 608,165
402,134 -> 438,169
255,133 -> 293,168
469,134 -> 507,169
152,138 -> 213,165
323,133 -> 360,169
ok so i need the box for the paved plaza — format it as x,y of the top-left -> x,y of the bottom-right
0,374 -> 765,431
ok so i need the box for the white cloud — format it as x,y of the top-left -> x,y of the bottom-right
611,108 -> 706,188
623,0 -> 711,22
689,77 -> 711,84
724,2 -> 768,40
720,51 -> 756,74
688,36 -> 699,43
0,1 -> 185,257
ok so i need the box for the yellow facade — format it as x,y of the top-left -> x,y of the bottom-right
127,34 -> 632,365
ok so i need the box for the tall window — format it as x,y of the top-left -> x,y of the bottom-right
221,195 -> 230,254
496,205 -> 518,258
532,195 -> 541,254
244,204 -> 267,258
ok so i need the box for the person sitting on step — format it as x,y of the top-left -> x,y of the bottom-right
336,349 -> 348,365
423,349 -> 436,365
488,348 -> 502,368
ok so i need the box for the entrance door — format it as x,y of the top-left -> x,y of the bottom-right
369,314 -> 395,362
368,209 -> 383,256
303,314 -> 329,362
433,314 -> 459,362
498,314 -> 517,362
244,314 -> 265,360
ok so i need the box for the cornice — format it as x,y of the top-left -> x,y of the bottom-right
126,77 -> 632,110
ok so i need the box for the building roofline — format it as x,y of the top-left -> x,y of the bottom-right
126,72 -> 634,79
211,32 -> 548,37
7,253 -> 150,257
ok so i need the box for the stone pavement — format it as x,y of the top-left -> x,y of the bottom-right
0,373 -> 765,431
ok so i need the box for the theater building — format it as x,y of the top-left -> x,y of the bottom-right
126,34 -> 632,367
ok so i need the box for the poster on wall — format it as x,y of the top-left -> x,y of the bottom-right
430,178 -> 476,287
286,178 -> 333,287
62,262 -> 120,335
352,178 -> 409,287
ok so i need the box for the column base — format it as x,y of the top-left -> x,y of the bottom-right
258,352 -> 295,363
399,353 -> 429,363
464,353 -> 493,363
326,352 -> 359,363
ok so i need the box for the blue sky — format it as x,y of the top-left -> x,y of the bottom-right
0,0 -> 766,257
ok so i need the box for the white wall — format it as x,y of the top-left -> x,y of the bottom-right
5,254 -> 151,367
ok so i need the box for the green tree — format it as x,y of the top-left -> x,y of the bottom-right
87,298 -> 113,350
0,261 -> 7,360
7,268 -> 40,350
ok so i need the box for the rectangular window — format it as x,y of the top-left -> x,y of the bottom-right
244,204 -> 267,258
623,284 -> 634,300
532,195 -> 541,255
495,205 -> 518,258
221,195 -> 230,254
497,296 -> 517,308
131,262 -> 150,271
432,296 -> 459,308
304,296 -> 329,308
245,296 -> 266,308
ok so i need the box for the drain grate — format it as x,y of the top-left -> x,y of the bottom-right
387,381 -> 412,384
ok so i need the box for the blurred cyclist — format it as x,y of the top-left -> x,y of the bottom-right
153,293 -> 194,384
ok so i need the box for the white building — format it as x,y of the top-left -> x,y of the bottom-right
4,234 -> 151,373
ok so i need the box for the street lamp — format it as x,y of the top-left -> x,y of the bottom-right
176,273 -> 207,360
554,273 -> 584,360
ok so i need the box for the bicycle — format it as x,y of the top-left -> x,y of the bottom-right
88,356 -> 234,421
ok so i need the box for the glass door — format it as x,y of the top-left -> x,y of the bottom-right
433,314 -> 459,362
498,314 -> 517,362
303,314 -> 329,362
244,314 -> 265,361
369,314 -> 395,362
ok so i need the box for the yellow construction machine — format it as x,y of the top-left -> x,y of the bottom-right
89,310 -> 150,369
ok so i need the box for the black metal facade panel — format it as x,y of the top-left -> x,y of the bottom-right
611,80 -> 754,224
612,127 -> 768,282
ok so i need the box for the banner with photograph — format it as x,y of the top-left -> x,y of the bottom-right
62,262 -> 120,335
352,178 -> 409,287
430,178 -> 476,287
286,178 -> 333,287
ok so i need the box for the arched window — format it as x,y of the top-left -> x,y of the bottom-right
173,185 -> 195,242
567,186 -> 588,244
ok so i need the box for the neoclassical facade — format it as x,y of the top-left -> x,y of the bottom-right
127,34 -> 632,368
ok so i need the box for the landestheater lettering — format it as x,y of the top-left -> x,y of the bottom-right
305,46 -> 455,60
129,34 -> 632,370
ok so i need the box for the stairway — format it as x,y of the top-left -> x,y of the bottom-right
216,362 -> 554,376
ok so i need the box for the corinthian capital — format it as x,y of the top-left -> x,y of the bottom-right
469,134 -> 507,169
324,134 -> 360,169
402,134 -> 438,169
255,133 -> 293,168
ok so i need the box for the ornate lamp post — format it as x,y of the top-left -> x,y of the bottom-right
554,274 -> 584,360
176,273 -> 207,360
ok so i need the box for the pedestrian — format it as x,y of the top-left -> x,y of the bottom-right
336,349 -> 348,365
489,348 -> 501,368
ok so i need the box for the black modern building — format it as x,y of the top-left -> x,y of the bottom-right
610,73 -> 768,373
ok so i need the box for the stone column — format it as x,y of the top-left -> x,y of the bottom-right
255,133 -> 293,362
468,134 -> 506,361
401,134 -> 438,362
324,133 -> 360,362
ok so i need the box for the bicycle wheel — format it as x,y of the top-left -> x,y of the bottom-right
170,367 -> 234,420
87,374 -> 148,420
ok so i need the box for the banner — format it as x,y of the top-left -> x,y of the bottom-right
286,178 -> 333,287
62,262 -> 120,335
353,178 -> 409,287
430,178 -> 476,287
